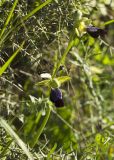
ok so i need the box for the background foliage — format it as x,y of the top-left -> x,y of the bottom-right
0,0 -> 114,159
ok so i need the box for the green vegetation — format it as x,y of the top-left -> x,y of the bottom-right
0,0 -> 114,159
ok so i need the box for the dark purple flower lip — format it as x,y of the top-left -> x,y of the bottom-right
50,88 -> 62,103
86,26 -> 107,38
55,99 -> 64,107
50,88 -> 64,107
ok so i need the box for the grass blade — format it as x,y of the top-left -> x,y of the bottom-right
0,41 -> 24,76
47,143 -> 57,159
52,39 -> 74,78
0,140 -> 13,158
0,0 -> 18,39
0,117 -> 34,160
0,0 -> 53,46
22,0 -> 53,22
104,20 -> 114,26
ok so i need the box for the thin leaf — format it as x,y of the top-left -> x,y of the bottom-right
0,0 -> 18,39
0,140 -> 13,158
0,0 -> 53,46
0,117 -> 34,160
52,51 -> 58,77
47,143 -> 57,159
56,76 -> 71,84
0,41 -> 24,76
104,20 -> 114,26
35,79 -> 50,86
27,111 -> 42,136
22,0 -> 53,22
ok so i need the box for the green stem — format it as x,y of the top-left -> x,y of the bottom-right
31,107 -> 51,147
52,37 -> 74,78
